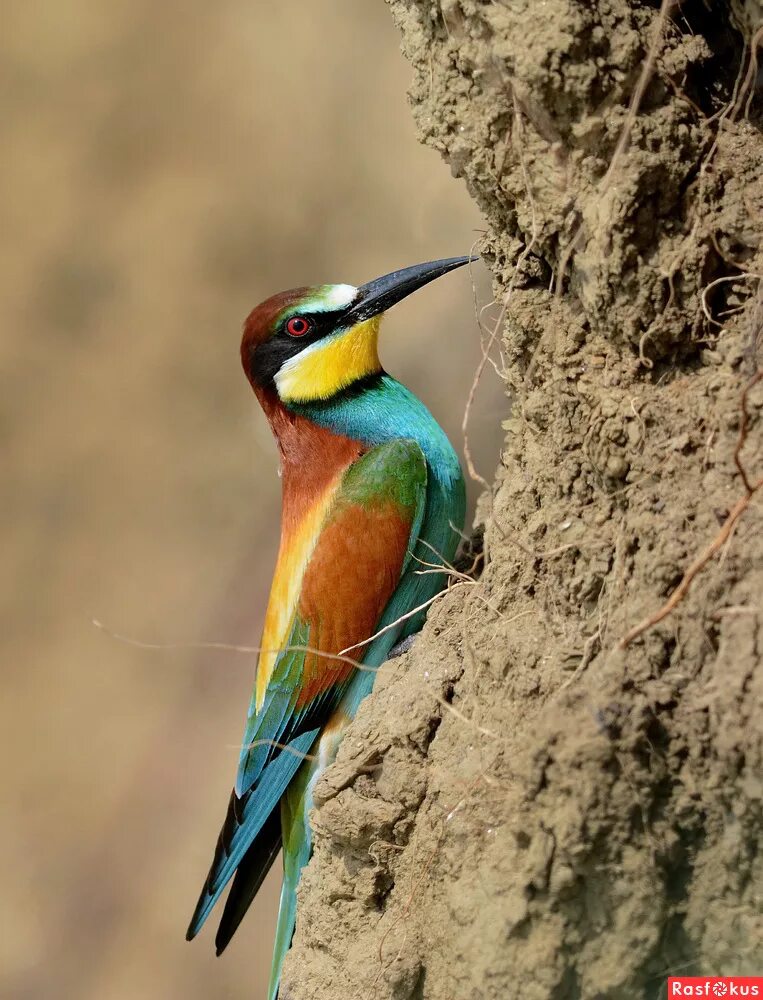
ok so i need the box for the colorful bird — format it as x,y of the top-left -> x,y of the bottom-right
186,257 -> 471,999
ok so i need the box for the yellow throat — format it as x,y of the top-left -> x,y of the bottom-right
274,317 -> 382,403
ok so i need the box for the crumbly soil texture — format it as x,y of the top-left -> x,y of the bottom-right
283,3 -> 763,998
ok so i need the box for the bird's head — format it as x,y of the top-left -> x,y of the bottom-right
241,256 -> 473,405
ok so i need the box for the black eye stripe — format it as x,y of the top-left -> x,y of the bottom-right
250,313 -> 330,387
248,304 -> 359,388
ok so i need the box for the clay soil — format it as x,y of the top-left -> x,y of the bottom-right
283,3 -> 763,998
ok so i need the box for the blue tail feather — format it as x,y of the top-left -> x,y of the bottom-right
186,727 -> 319,941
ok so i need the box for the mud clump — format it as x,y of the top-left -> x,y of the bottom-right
283,3 -> 763,998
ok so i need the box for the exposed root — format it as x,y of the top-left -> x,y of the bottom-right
700,272 -> 762,330
735,23 -> 763,122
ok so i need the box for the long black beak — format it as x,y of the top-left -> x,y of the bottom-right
345,256 -> 476,324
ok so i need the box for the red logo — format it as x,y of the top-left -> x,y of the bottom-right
668,979 -> 763,997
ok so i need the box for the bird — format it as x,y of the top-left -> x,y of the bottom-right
186,256 -> 471,999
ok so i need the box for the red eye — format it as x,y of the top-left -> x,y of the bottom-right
285,315 -> 311,337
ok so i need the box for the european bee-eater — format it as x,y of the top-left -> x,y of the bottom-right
186,257 -> 470,999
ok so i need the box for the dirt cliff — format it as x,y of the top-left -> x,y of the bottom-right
282,3 -> 762,997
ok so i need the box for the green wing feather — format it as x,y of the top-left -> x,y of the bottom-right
187,439 -> 428,945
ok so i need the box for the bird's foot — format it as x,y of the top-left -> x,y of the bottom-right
387,634 -> 417,660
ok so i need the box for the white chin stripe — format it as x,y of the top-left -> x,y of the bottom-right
310,284 -> 357,312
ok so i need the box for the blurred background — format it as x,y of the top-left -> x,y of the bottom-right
2,2 -> 502,997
